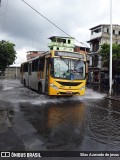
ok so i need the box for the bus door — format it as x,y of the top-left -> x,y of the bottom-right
28,62 -> 32,87
45,58 -> 50,94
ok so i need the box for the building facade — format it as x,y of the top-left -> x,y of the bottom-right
26,51 -> 45,60
87,24 -> 120,83
48,36 -> 75,52
5,65 -> 20,79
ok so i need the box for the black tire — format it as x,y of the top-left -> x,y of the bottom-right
38,83 -> 42,94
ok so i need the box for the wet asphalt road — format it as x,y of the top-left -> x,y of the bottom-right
0,79 -> 120,160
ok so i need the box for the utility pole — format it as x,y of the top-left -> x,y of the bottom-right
109,0 -> 113,95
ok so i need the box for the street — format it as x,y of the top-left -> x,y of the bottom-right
0,79 -> 120,159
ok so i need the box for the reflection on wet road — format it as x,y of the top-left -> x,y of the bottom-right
86,100 -> 120,151
0,80 -> 120,154
19,100 -> 86,151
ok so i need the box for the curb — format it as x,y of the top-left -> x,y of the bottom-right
105,96 -> 120,101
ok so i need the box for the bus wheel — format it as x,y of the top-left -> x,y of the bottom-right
24,79 -> 26,86
38,84 -> 42,94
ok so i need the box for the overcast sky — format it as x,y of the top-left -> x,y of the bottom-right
0,0 -> 120,64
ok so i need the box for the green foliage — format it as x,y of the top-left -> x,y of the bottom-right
99,43 -> 120,75
0,40 -> 16,71
99,43 -> 120,60
99,43 -> 110,61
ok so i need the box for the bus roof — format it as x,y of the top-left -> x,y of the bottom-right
21,51 -> 49,64
21,50 -> 86,65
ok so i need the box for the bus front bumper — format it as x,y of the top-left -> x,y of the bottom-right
49,85 -> 85,96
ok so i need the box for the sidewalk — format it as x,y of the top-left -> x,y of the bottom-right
105,95 -> 120,101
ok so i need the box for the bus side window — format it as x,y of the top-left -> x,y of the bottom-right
38,58 -> 44,71
29,63 -> 32,75
23,64 -> 25,72
32,61 -> 34,72
23,63 -> 28,72
32,59 -> 38,72
20,65 -> 22,72
38,60 -> 40,71
35,59 -> 38,71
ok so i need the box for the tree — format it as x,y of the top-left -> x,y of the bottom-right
99,43 -> 120,83
99,43 -> 120,61
0,40 -> 17,72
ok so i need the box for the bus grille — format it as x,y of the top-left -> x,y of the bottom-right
56,81 -> 82,86
59,92 -> 79,95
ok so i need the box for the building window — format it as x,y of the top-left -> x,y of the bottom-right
91,28 -> 101,35
107,28 -> 109,33
119,31 -> 120,35
68,40 -> 71,44
90,56 -> 92,66
92,55 -> 98,67
57,38 -> 66,43
92,41 -> 99,52
57,47 -> 59,50
63,39 -> 66,43
113,30 -> 115,34
115,30 -> 118,35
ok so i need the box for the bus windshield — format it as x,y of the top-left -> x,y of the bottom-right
51,57 -> 85,80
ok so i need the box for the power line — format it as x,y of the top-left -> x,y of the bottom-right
21,0 -> 85,46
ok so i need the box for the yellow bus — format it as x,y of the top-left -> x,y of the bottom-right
20,50 -> 86,96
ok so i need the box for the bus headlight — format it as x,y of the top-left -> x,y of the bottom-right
50,84 -> 59,90
80,86 -> 85,90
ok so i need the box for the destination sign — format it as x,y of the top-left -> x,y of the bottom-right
55,51 -> 84,59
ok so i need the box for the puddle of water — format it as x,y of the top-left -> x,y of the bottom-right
28,90 -> 106,105
0,79 -> 106,105
0,87 -> 106,105
3,86 -> 15,91
84,89 -> 106,99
